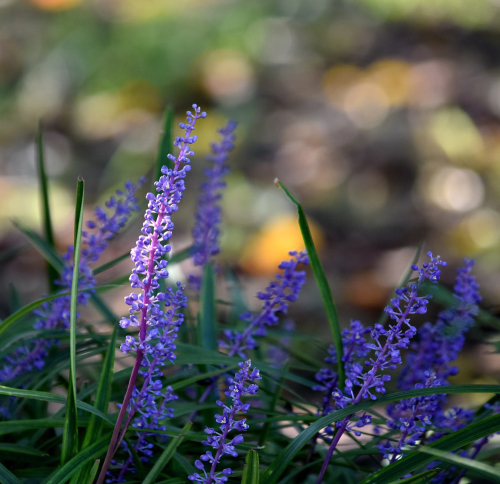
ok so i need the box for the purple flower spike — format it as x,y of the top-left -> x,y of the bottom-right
316,252 -> 446,484
189,121 -> 237,290
399,258 -> 481,390
0,179 -> 143,388
220,250 -> 309,358
189,360 -> 261,484
314,320 -> 371,423
101,105 -> 206,483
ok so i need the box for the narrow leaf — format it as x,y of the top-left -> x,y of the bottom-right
276,179 -> 344,388
44,434 -> 111,484
72,326 -> 118,483
418,446 -> 500,481
92,251 -> 131,275
259,385 -> 500,484
359,414 -> 500,484
142,422 -> 193,484
0,463 -> 21,484
198,263 -> 217,351
61,178 -> 85,465
241,449 -> 260,484
36,123 -> 58,292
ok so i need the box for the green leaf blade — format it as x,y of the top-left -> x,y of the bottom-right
61,178 -> 85,465
241,449 -> 260,484
276,180 -> 345,388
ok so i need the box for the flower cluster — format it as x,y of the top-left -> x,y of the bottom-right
380,373 -> 444,461
314,320 -> 371,417
0,180 -> 142,388
399,258 -> 481,390
189,120 -> 237,290
316,253 -> 446,483
380,260 -> 481,470
220,250 -> 309,358
109,284 -> 186,482
103,106 -> 206,482
189,360 -> 261,484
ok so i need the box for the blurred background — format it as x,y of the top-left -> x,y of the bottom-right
1,0 -> 500,401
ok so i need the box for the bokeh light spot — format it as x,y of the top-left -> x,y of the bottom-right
343,82 -> 389,129
429,167 -> 484,212
201,49 -> 255,106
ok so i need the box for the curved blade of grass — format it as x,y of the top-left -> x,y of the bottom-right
387,469 -> 438,484
198,263 -> 217,351
275,179 -> 344,389
61,178 -> 84,466
242,449 -> 260,484
93,251 -> 131,275
417,446 -> 500,481
44,434 -> 111,484
13,220 -> 65,274
0,444 -> 48,457
36,123 -> 58,293
0,463 -> 21,484
259,362 -> 288,446
86,460 -> 100,484
360,414 -> 500,484
142,422 -> 193,484
259,384 -> 500,484
0,292 -> 75,338
71,326 -> 118,483
0,418 -> 68,436
0,386 -> 112,424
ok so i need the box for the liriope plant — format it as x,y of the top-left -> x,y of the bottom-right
0,104 -> 499,484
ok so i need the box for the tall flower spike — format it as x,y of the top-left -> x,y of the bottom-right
189,360 -> 261,484
399,258 -> 481,390
380,260 -> 481,466
192,250 -> 309,422
316,252 -> 446,484
97,105 -> 206,484
189,120 -> 237,290
220,250 -> 309,358
0,180 -> 143,389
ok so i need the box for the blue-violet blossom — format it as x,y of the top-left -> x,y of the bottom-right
189,360 -> 261,484
99,105 -> 206,484
220,250 -> 309,358
189,121 -> 237,290
316,252 -> 446,484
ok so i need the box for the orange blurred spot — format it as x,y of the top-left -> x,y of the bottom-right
30,0 -> 83,11
239,214 -> 324,276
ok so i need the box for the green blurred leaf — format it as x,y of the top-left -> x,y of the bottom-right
36,122 -> 58,293
0,386 -> 113,424
92,251 -> 131,275
61,178 -> 85,466
0,463 -> 21,484
241,449 -> 259,484
418,446 -> 500,481
44,434 -> 111,484
360,414 -> 500,484
276,180 -> 344,389
72,325 -> 118,483
259,385 -> 500,484
198,263 -> 217,351
142,422 -> 193,484
0,444 -> 48,457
